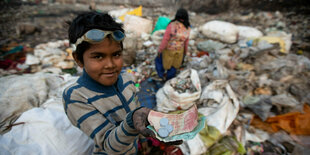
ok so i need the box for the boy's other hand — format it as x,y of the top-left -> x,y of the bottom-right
133,107 -> 155,138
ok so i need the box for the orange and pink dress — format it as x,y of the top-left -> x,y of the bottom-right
158,21 -> 191,70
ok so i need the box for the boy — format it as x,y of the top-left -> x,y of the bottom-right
62,11 -> 154,154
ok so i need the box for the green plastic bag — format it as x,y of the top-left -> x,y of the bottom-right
151,16 -> 171,34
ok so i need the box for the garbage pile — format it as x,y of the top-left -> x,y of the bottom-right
170,74 -> 197,94
0,5 -> 310,155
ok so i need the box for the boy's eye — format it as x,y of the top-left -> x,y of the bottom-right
93,55 -> 103,59
113,52 -> 122,57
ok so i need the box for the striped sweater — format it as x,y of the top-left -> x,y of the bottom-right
63,71 -> 141,154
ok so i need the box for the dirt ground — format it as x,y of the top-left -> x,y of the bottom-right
0,1 -> 310,154
1,1 -> 309,58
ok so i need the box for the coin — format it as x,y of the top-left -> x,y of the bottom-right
166,124 -> 174,133
158,128 -> 169,137
160,118 -> 169,127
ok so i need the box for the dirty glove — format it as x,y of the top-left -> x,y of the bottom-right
165,140 -> 183,145
133,107 -> 155,137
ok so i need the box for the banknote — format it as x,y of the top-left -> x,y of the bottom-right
147,116 -> 206,142
148,105 -> 198,137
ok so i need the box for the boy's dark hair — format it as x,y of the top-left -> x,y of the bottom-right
170,8 -> 191,29
68,11 -> 124,64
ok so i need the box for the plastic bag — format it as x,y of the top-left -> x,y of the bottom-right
0,99 -> 94,155
152,16 -> 171,34
266,104 -> 310,135
186,134 -> 207,155
198,80 -> 240,133
205,136 -> 246,155
270,94 -> 303,114
242,95 -> 272,121
266,30 -> 292,53
251,104 -> 310,135
200,20 -> 238,44
119,5 -> 142,21
156,69 -> 201,112
237,25 -> 263,40
151,30 -> 165,45
197,40 -> 226,53
124,15 -> 153,37
0,72 -> 65,134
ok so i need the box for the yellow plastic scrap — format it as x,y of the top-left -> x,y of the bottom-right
259,36 -> 287,53
65,48 -> 74,60
237,63 -> 254,71
205,136 -> 246,155
297,49 -> 303,55
119,5 -> 142,21
199,125 -> 221,148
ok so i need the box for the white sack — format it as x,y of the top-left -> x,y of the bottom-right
187,135 -> 207,155
0,73 -> 64,134
189,27 -> 199,39
124,15 -> 153,37
0,99 -> 94,155
156,69 -> 201,112
200,20 -> 238,44
237,25 -> 263,40
33,40 -> 68,67
198,80 -> 240,133
25,54 -> 40,65
108,8 -> 130,18
151,30 -> 165,46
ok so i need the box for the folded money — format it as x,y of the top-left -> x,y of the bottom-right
148,105 -> 198,137
147,116 -> 206,142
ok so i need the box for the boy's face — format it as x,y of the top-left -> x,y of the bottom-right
75,38 -> 123,86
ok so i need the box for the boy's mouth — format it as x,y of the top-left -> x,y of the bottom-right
101,72 -> 117,77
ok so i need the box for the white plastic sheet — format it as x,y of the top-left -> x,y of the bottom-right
0,99 -> 94,155
0,73 -> 65,133
151,30 -> 165,46
186,134 -> 207,155
237,25 -> 263,40
198,80 -> 240,133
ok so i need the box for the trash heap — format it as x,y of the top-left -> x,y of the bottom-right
170,75 -> 197,94
0,5 -> 309,155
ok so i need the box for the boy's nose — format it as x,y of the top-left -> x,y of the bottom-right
104,57 -> 115,69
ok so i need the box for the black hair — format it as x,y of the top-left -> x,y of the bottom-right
68,11 -> 124,64
170,8 -> 190,29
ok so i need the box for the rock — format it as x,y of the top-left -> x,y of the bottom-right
16,23 -> 41,37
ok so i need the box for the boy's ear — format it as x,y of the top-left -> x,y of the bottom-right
72,52 -> 84,68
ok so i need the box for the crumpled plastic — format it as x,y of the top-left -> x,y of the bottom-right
199,125 -> 222,148
205,136 -> 246,155
251,104 -> 310,135
267,104 -> 310,135
197,40 -> 226,53
242,95 -> 272,121
198,80 -> 240,134
119,5 -> 142,21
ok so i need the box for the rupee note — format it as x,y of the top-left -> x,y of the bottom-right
148,105 -> 198,136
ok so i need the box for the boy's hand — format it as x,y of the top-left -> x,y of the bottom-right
133,107 -> 155,137
165,140 -> 183,145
